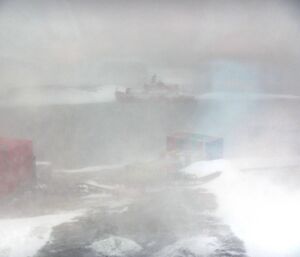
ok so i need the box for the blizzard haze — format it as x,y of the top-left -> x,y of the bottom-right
0,0 -> 300,89
1,1 -> 300,257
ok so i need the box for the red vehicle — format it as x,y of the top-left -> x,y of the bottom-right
0,138 -> 36,196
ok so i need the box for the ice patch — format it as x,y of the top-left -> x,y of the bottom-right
0,210 -> 84,257
90,236 -> 142,256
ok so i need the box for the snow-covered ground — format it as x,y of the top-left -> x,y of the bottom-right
197,92 -> 300,101
84,180 -> 121,190
4,88 -> 299,107
0,86 -> 116,106
0,160 -> 247,257
182,158 -> 300,257
57,164 -> 125,173
155,235 -> 220,257
0,210 -> 84,257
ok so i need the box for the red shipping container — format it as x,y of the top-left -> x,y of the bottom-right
0,138 -> 35,196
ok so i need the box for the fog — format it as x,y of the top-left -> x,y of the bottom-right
1,0 -> 300,257
1,0 -> 300,87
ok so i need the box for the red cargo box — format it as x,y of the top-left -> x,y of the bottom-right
0,138 -> 35,196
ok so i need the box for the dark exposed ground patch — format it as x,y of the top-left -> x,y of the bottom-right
36,186 -> 247,257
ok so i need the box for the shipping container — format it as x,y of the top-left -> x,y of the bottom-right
0,138 -> 35,196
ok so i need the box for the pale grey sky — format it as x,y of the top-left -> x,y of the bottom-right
0,0 -> 299,87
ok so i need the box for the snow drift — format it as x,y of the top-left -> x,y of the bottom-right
155,235 -> 220,257
0,210 -> 84,257
90,236 -> 142,256
183,158 -> 300,257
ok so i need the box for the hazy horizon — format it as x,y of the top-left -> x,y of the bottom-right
0,0 -> 300,92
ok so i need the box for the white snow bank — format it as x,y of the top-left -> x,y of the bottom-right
182,159 -> 232,178
193,158 -> 300,257
0,210 -> 84,257
90,236 -> 142,256
57,164 -> 125,173
156,235 -> 220,257
85,180 -> 120,190
182,157 -> 300,179
36,161 -> 52,166
82,193 -> 112,199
